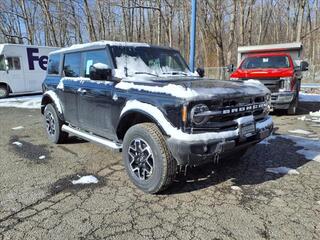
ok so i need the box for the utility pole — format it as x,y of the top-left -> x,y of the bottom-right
189,0 -> 197,72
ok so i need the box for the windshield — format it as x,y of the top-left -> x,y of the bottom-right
109,46 -> 192,78
241,56 -> 290,69
0,55 -> 5,71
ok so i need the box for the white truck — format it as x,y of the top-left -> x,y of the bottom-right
0,44 -> 59,98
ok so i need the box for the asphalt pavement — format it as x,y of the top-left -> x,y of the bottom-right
0,104 -> 319,240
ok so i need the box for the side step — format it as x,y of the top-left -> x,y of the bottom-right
62,125 -> 122,151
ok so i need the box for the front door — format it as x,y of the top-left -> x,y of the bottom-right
61,52 -> 82,126
77,49 -> 116,139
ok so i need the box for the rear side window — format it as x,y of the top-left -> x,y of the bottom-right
63,52 -> 81,77
82,49 -> 111,78
48,54 -> 60,75
7,57 -> 21,70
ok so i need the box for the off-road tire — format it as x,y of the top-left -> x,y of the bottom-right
287,96 -> 298,115
44,104 -> 68,144
122,123 -> 177,194
0,85 -> 9,99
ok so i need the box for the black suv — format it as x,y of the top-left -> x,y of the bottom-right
41,41 -> 273,193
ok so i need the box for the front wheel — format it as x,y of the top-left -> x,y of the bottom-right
44,104 -> 68,143
0,85 -> 9,99
122,123 -> 177,194
287,97 -> 298,115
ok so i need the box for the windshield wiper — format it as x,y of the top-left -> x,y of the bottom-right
134,72 -> 159,77
162,71 -> 188,76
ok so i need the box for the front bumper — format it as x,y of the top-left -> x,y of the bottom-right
271,92 -> 295,110
166,117 -> 273,166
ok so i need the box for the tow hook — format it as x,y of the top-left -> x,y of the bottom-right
213,142 -> 223,163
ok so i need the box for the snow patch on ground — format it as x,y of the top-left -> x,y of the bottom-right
71,175 -> 99,185
258,134 -> 320,162
12,141 -> 23,147
39,155 -> 46,160
288,129 -> 312,135
12,126 -> 24,130
0,95 -> 41,109
266,167 -> 299,175
281,135 -> 320,162
231,186 -> 242,191
299,93 -> 320,102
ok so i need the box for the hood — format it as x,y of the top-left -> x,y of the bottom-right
231,68 -> 294,79
116,77 -> 270,100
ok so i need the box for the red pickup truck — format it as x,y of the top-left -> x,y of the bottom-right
228,43 -> 308,114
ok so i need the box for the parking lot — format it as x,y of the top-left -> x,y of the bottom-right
0,99 -> 320,240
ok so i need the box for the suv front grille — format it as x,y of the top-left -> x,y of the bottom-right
189,96 -> 268,133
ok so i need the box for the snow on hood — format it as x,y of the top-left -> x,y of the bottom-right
116,78 -> 270,100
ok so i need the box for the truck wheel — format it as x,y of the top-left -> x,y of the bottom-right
287,97 -> 298,115
0,85 -> 9,98
122,123 -> 177,194
44,104 -> 68,144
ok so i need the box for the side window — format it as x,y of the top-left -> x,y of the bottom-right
7,57 -> 21,70
48,54 -> 60,75
63,52 -> 81,77
82,49 -> 111,78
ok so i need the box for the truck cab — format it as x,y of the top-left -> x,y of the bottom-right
229,43 -> 308,115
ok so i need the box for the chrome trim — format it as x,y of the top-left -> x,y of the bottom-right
62,125 -> 122,150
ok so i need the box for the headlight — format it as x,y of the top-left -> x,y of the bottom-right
191,104 -> 210,125
280,77 -> 292,91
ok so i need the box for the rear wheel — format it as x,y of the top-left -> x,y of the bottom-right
0,85 -> 9,99
44,104 -> 68,143
122,123 -> 176,194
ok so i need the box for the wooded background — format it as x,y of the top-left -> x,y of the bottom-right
0,0 -> 319,68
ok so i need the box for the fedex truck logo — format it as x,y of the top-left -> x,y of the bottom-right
27,48 -> 48,71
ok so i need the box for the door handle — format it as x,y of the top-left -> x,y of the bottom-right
77,88 -> 87,95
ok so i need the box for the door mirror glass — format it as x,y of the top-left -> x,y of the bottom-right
226,64 -> 235,73
89,63 -> 113,81
300,61 -> 309,71
196,67 -> 205,78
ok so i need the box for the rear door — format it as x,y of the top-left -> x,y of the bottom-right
77,48 -> 116,139
6,56 -> 25,93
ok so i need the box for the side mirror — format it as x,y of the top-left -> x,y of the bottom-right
196,67 -> 205,78
226,64 -> 235,73
300,61 -> 309,71
89,63 -> 113,81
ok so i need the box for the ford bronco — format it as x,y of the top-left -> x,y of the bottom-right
41,41 -> 273,193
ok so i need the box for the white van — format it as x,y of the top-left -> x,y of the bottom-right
0,44 -> 60,98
